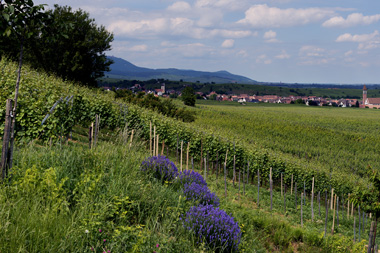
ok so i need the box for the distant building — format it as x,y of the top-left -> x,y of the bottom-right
362,85 -> 380,108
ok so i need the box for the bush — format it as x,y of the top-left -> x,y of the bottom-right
141,155 -> 178,182
183,182 -> 219,207
181,205 -> 241,252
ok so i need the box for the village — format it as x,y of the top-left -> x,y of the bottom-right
105,83 -> 380,109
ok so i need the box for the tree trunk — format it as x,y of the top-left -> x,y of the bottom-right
8,36 -> 25,171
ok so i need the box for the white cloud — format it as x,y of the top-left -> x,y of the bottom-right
195,0 -> 248,11
336,30 -> 380,51
129,45 -> 148,52
336,30 -> 379,43
221,39 -> 234,48
237,4 -> 335,28
298,46 -> 335,65
275,50 -> 290,59
344,50 -> 353,57
323,13 -> 380,28
299,45 -> 325,57
108,18 -> 168,36
196,8 -> 224,27
263,30 -> 279,43
177,43 -> 214,58
256,54 -> 272,64
167,1 -> 192,12
263,30 -> 276,39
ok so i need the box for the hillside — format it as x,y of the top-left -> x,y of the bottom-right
0,58 -> 377,252
106,56 -> 257,84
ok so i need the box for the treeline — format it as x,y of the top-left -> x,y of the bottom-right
111,88 -> 195,122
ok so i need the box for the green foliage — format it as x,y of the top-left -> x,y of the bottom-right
1,3 -> 113,87
113,90 -> 196,122
182,86 -> 196,106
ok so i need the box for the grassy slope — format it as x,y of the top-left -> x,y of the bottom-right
0,59 -> 374,252
0,130 -> 203,252
0,127 -> 372,252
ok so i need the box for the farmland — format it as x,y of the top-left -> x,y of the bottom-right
191,100 -> 380,180
1,58 -> 379,252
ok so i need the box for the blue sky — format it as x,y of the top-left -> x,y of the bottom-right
35,0 -> 380,84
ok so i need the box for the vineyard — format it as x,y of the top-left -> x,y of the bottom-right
192,101 -> 380,181
1,57 -> 379,251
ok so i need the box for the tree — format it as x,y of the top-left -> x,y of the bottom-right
1,4 -> 114,87
0,0 -> 46,179
182,86 -> 196,106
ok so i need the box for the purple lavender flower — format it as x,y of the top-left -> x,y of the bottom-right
176,170 -> 207,187
141,155 -> 178,182
182,205 -> 241,252
183,182 -> 219,207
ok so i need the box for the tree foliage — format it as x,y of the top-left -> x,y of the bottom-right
182,86 -> 196,106
0,3 -> 113,87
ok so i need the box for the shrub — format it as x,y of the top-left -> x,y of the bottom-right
183,182 -> 219,207
141,155 -> 178,182
176,170 -> 207,187
181,205 -> 241,252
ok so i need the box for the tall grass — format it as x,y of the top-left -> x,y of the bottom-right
0,132 -> 199,252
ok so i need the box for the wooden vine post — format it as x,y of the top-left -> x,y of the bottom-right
294,182 -> 298,208
161,140 -> 165,156
238,167 -> 241,201
270,167 -> 273,211
291,174 -> 293,194
331,194 -> 337,235
347,193 -> 350,219
247,161 -> 250,185
156,134 -> 159,156
129,129 -> 134,149
301,192 -> 304,227
180,140 -> 183,172
311,177 -> 315,221
200,137 -> 203,169
324,191 -> 329,238
318,191 -> 321,217
1,99 -> 13,180
243,164 -> 246,195
93,114 -> 100,148
153,126 -> 156,156
204,157 -> 207,181
176,133 -> 179,163
283,183 -> 287,214
224,149 -> 228,198
233,141 -> 236,186
257,169 -> 260,207
149,121 -> 152,155
89,123 -> 93,149
354,216 -> 356,242
368,221 -> 375,253
186,142 -> 190,170
358,205 -> 361,242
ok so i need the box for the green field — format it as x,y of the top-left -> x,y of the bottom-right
191,100 -> 380,181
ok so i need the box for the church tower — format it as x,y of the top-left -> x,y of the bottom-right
363,85 -> 367,106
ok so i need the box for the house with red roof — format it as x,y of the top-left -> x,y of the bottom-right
362,85 -> 380,108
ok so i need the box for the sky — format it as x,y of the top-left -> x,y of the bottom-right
34,0 -> 380,84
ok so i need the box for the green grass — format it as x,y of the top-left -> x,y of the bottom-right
0,132 -> 200,252
188,102 -> 380,185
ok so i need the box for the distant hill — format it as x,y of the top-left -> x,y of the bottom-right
106,56 -> 257,84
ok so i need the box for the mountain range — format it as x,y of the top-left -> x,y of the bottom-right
106,56 -> 257,84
